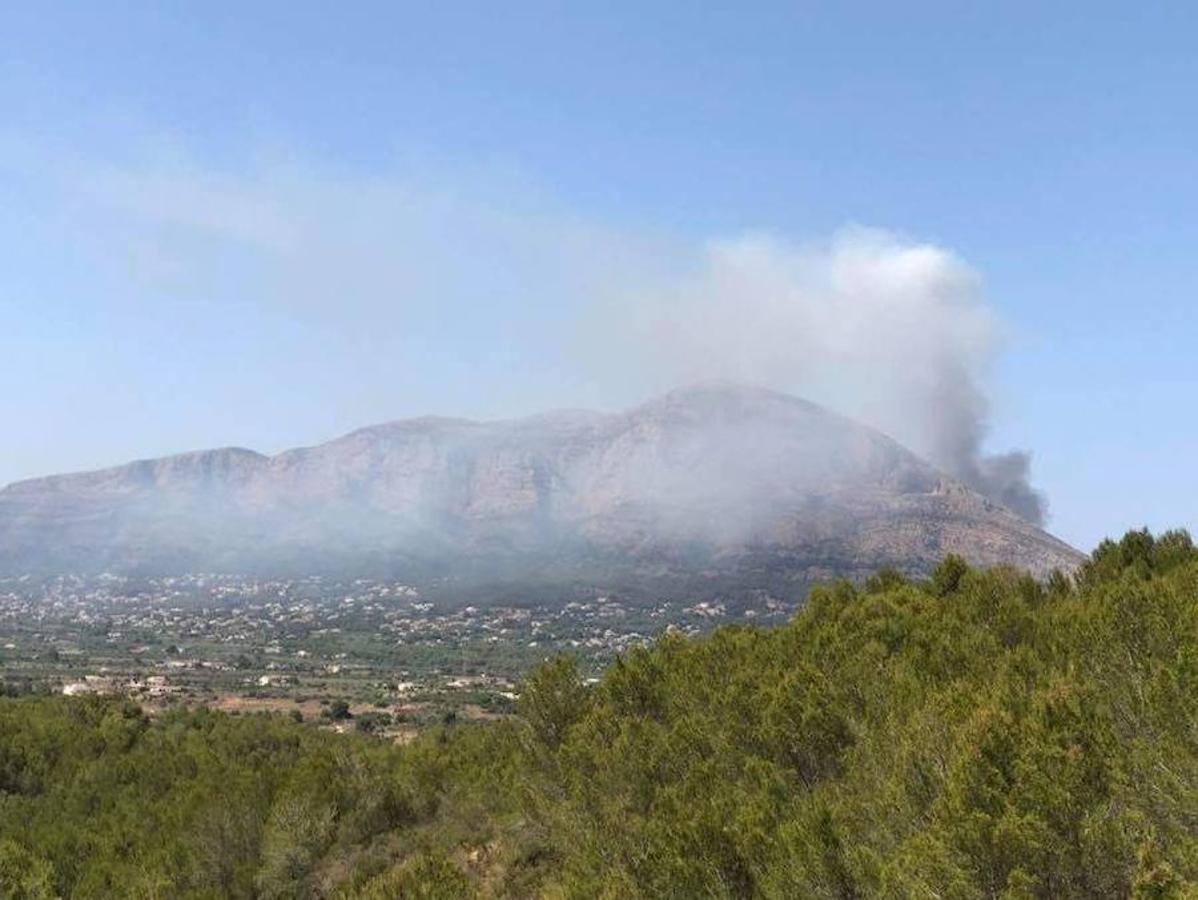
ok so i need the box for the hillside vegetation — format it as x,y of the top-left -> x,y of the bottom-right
1,528 -> 1196,898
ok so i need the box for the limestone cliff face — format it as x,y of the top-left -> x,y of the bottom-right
0,385 -> 1082,595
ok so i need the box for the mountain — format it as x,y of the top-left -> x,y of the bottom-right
0,384 -> 1082,599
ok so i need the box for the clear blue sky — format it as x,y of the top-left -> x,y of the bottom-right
1,2 -> 1195,550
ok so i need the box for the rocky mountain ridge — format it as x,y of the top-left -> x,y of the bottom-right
0,384 -> 1083,599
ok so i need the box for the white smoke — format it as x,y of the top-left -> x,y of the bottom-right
610,228 -> 1046,522
4,144 -> 1046,522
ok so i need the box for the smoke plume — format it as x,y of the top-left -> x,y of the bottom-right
609,229 -> 1047,523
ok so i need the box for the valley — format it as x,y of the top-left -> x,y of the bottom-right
0,573 -> 794,730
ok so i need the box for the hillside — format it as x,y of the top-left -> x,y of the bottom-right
0,529 -> 1193,897
0,384 -> 1081,593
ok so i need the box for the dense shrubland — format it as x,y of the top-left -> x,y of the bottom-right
1,528 -> 1196,898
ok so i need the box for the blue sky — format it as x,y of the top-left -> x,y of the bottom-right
1,2 -> 1195,549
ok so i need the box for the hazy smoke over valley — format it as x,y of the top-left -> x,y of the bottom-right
7,145 -> 1045,523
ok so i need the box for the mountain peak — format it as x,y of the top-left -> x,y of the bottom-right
640,381 -> 821,413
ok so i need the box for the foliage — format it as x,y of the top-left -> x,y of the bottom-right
0,529 -> 1196,897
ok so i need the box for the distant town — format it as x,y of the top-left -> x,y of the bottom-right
0,573 -> 797,739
